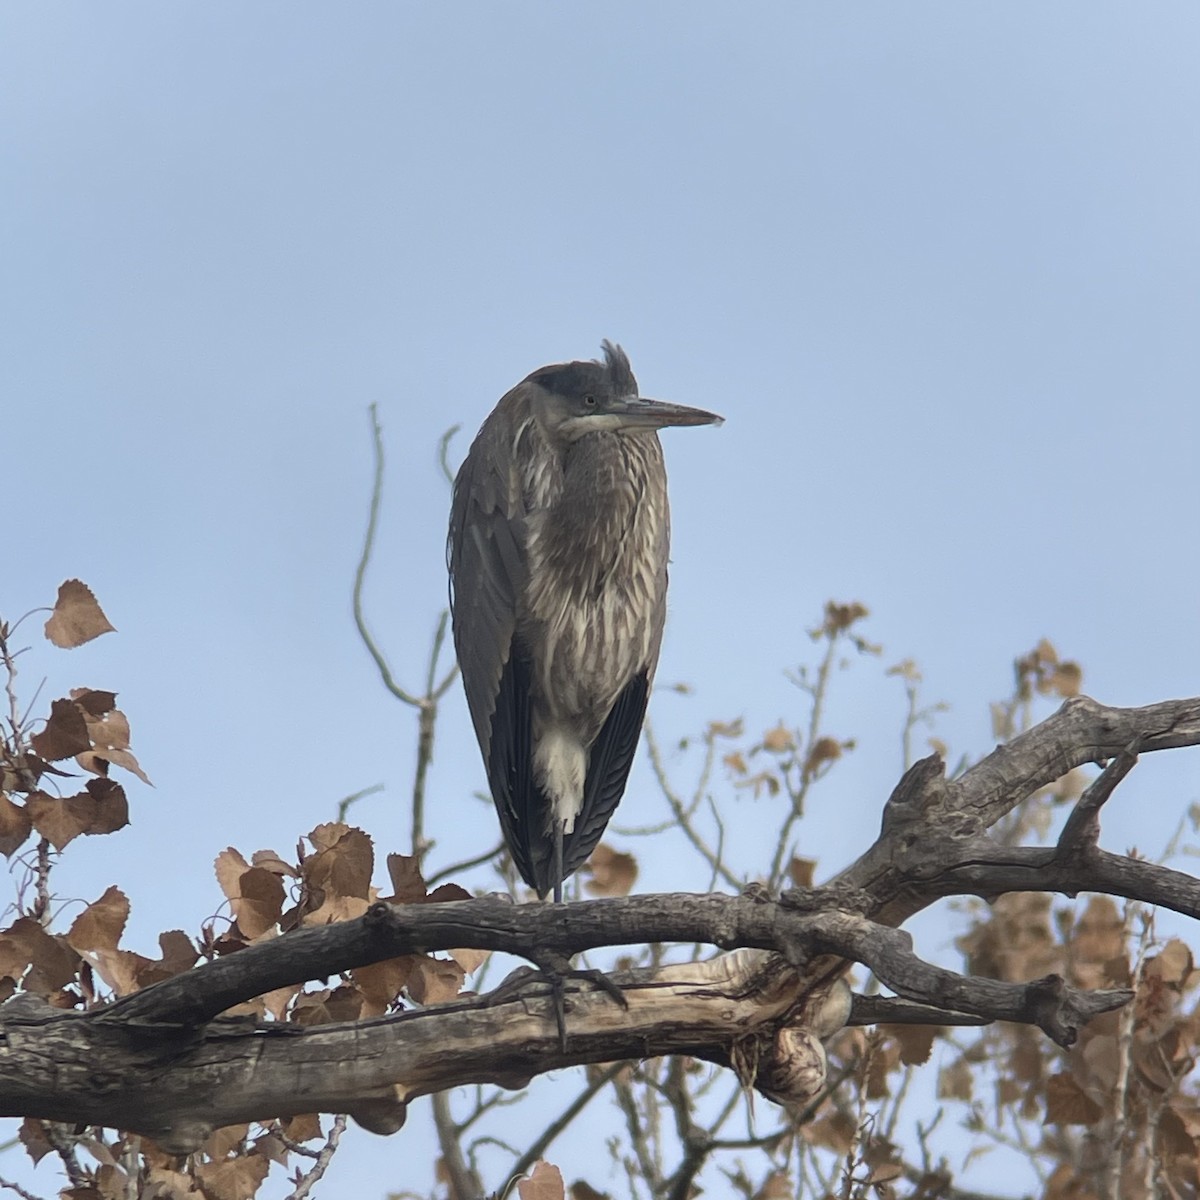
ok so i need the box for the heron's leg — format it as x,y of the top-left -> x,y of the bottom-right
551,819 -> 564,904
531,949 -> 629,1052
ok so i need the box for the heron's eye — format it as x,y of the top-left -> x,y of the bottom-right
584,395 -> 597,407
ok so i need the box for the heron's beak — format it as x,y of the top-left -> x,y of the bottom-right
608,396 -> 724,430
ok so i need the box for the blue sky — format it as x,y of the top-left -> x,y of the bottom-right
3,4 -> 1199,1196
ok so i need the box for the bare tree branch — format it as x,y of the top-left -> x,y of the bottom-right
0,692 -> 1195,1159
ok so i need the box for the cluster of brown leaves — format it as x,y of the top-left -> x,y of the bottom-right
0,582 -> 147,859
0,885 -> 198,1008
991,637 -> 1083,743
1,583 -> 383,1195
20,1115 -> 328,1200
950,893 -> 1200,1198
721,718 -> 854,802
210,829 -> 488,1021
812,600 -> 872,645
0,584 -> 159,1004
506,1160 -> 620,1200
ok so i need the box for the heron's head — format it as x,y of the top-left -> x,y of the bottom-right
524,341 -> 723,443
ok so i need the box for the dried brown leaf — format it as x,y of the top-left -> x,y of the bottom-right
215,848 -> 252,901
881,1022 -> 940,1066
45,580 -> 116,648
761,723 -> 795,754
30,698 -> 91,761
231,868 -> 286,940
204,1124 -> 249,1160
801,1109 -> 856,1154
304,827 -> 373,900
0,917 -> 80,993
92,947 -> 151,996
753,1171 -> 791,1200
937,1056 -> 974,1102
261,983 -> 301,1020
447,945 -> 489,974
1044,662 -> 1083,698
301,895 -> 369,926
75,779 -> 130,836
135,931 -> 199,989
426,883 -> 471,905
83,709 -> 132,753
251,1134 -> 289,1166
351,956 -> 418,1016
193,1154 -> 269,1200
27,790 -> 90,851
569,1184 -> 610,1200
707,718 -> 744,740
736,770 -> 780,799
291,985 -> 364,1026
518,1162 -> 565,1200
76,747 -> 152,786
249,850 -> 297,877
787,856 -> 816,889
804,736 -> 844,776
1079,1033 -> 1121,1096
1044,1072 -> 1104,1125
18,1118 -> 53,1165
385,853 -> 427,902
68,886 -> 129,955
1147,939 -> 1193,986
819,600 -> 869,635
143,1165 -> 195,1199
407,955 -> 465,1005
307,822 -> 352,853
0,793 -> 32,857
70,688 -> 118,718
584,844 -> 638,897
723,751 -> 748,775
279,1114 -> 321,1143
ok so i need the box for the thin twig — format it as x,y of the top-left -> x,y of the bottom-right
511,1063 -> 626,1178
352,405 -> 420,707
769,626 -> 842,890
0,1176 -> 45,1200
286,1114 -> 347,1200
432,1091 -> 485,1199
644,723 -> 740,890
335,784 -> 384,823
438,424 -> 461,487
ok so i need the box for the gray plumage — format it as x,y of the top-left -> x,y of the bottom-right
448,341 -> 722,899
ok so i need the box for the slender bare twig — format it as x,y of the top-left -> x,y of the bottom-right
336,784 -> 384,823
411,611 -> 459,864
613,1069 -> 664,1193
644,723 -> 740,890
0,1175 -> 45,1200
432,1091 -> 485,1199
43,1124 -> 86,1190
32,839 -> 51,925
438,424 -> 461,487
511,1063 -> 626,1178
287,1114 -> 346,1200
353,406 -> 421,708
769,626 -> 841,890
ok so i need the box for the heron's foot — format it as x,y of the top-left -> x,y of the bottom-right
530,954 -> 628,1051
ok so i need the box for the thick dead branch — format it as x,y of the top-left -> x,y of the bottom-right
0,693 -> 1194,1143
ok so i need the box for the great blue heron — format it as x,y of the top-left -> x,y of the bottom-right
448,341 -> 722,902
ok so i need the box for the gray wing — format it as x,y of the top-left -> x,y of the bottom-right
447,404 -> 527,766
